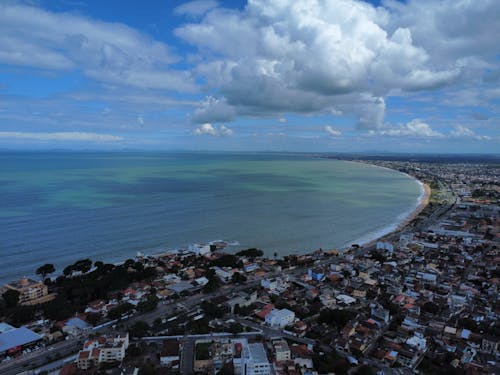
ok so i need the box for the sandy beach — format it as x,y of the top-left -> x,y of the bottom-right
357,179 -> 431,249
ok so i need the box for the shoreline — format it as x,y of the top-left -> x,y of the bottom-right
337,160 -> 431,250
0,158 -> 432,283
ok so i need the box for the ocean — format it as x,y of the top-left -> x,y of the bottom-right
0,152 -> 422,283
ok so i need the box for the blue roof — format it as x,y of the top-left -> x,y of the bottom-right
0,327 -> 42,353
65,317 -> 91,329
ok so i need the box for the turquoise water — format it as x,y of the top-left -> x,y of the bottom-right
0,152 -> 422,282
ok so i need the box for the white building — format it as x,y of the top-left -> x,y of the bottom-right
265,308 -> 295,328
188,243 -> 211,256
272,339 -> 291,362
76,333 -> 129,370
234,342 -> 270,375
260,276 -> 289,294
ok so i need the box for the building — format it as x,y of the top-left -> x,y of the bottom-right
0,326 -> 42,358
188,243 -> 211,256
265,308 -> 295,328
272,339 -> 291,362
3,278 -> 54,305
76,333 -> 129,370
234,341 -> 270,375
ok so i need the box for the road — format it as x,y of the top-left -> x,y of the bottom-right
0,340 -> 80,375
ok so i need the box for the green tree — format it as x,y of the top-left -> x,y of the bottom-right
129,321 -> 150,337
231,272 -> 247,284
36,263 -> 55,279
2,289 -> 20,308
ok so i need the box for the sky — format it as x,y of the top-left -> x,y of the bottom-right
0,0 -> 499,153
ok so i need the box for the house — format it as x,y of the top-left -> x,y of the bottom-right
307,268 -> 325,282
265,308 -> 295,328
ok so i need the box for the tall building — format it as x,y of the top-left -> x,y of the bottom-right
3,278 -> 54,305
233,340 -> 270,375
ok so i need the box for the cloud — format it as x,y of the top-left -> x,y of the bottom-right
193,96 -> 236,123
370,119 -> 443,138
174,0 -> 218,17
176,0 -> 492,128
193,123 -> 233,136
0,131 -> 123,142
450,125 -> 490,140
279,117 -> 287,123
325,126 -> 342,137
0,3 -> 196,92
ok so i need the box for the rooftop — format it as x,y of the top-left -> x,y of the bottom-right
0,327 -> 42,353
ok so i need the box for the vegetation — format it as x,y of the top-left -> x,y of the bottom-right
36,263 -> 55,279
422,301 -> 440,315
235,248 -> 264,258
312,351 -> 349,374
203,269 -> 221,293
318,308 -> 355,328
231,272 -> 247,284
2,289 -> 20,308
108,302 -> 134,320
201,301 -> 225,319
129,321 -> 150,337
210,254 -> 242,268
195,342 -> 212,360
137,294 -> 159,313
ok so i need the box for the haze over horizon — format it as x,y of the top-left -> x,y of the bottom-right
0,0 -> 498,153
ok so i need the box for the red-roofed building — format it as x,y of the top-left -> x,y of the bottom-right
255,304 -> 274,319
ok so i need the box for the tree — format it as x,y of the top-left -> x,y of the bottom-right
2,289 -> 20,308
422,301 -> 440,315
74,259 -> 92,273
129,321 -> 150,337
36,263 -> 55,279
211,254 -> 241,268
137,294 -> 159,313
232,272 -> 247,284
235,248 -> 264,258
201,301 -> 224,319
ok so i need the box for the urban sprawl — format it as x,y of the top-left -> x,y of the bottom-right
0,159 -> 498,375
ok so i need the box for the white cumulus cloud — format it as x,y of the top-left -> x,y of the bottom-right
193,123 -> 233,136
176,0 -> 491,129
370,119 -> 443,138
325,126 -> 342,137
450,125 -> 490,140
0,3 -> 197,92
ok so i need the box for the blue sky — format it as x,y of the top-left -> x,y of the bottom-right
0,0 -> 498,153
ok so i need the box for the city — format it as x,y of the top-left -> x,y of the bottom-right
1,158 -> 498,375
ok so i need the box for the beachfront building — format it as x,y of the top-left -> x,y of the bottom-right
265,308 -> 295,328
188,243 -> 211,256
2,278 -> 55,305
